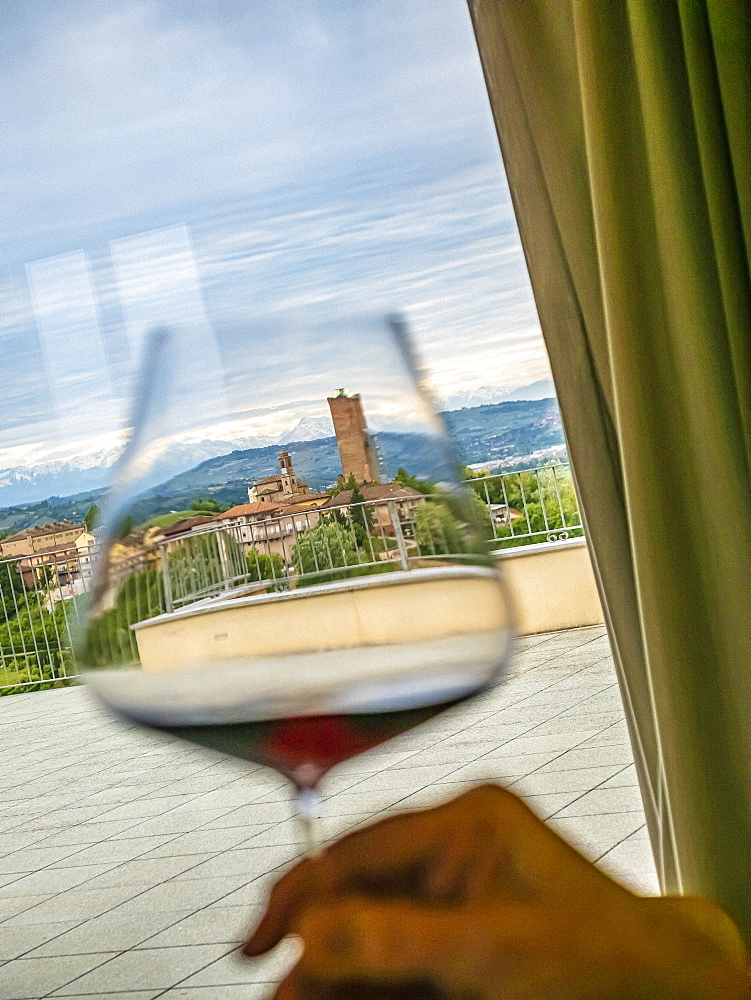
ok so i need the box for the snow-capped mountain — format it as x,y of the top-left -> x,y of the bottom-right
278,416 -> 334,444
439,379 -> 555,411
0,435 -> 277,508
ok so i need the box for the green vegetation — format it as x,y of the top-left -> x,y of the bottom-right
116,514 -> 134,539
463,464 -> 582,547
190,498 -> 231,514
85,535 -> 287,671
410,489 -> 491,559
84,504 -> 100,531
292,520 -> 392,586
0,563 -> 77,695
131,501 -> 227,534
139,510 -> 197,530
414,502 -> 463,555
84,567 -> 165,669
394,468 -> 436,495
245,547 -> 285,585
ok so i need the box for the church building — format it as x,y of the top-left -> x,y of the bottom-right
247,451 -> 326,506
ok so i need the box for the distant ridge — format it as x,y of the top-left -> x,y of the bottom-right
0,398 -> 565,532
440,378 -> 555,411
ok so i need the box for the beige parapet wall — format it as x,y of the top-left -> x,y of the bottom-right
494,538 -> 605,636
133,567 -> 508,673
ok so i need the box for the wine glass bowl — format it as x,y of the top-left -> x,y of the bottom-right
80,313 -> 514,849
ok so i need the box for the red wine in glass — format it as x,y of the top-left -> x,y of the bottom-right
81,314 -> 514,853
86,573 -> 512,850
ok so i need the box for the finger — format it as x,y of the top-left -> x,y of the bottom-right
245,855 -> 324,956
246,793 -> 480,955
245,784 -> 599,956
293,898 -> 536,992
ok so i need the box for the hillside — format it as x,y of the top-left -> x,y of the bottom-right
0,398 -> 564,532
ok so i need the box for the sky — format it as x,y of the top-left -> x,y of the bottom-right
0,0 -> 549,486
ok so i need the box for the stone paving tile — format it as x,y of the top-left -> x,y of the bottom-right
433,751 -> 560,783
140,828 -> 266,860
110,877 -> 251,915
26,910 -> 194,958
509,764 -> 629,796
0,846 -> 96,875
47,837 -> 179,869
0,920 -> 81,961
5,886 -> 149,927
601,763 -> 639,787
0,893 -> 57,923
175,846 -> 301,882
0,951 -> 118,999
548,812 -> 647,861
599,828 -> 660,895
135,905 -> 256,948
0,625 -> 657,998
198,802 -> 292,830
554,784 -> 646,817
535,744 -> 634,772
59,993 -> 161,1000
0,865 -> 115,899
52,943 -> 233,995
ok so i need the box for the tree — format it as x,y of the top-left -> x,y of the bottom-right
84,504 -> 100,531
349,481 -> 374,533
190,498 -> 230,514
117,514 -> 134,539
394,468 -> 436,495
0,583 -> 80,695
0,560 -> 25,619
293,521 -> 360,579
415,502 -> 465,556
245,548 -> 285,585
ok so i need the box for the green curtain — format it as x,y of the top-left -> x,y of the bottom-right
468,0 -> 750,941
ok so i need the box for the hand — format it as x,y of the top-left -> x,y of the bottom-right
244,785 -> 749,999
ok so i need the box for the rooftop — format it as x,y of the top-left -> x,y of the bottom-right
251,475 -> 285,486
158,517 -> 217,539
218,502 -> 284,519
324,483 -> 423,506
2,521 -> 86,544
0,625 -> 655,998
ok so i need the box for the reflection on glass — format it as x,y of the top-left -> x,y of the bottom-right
79,313 -> 513,850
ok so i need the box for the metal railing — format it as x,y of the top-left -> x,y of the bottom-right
0,462 -> 583,693
463,462 -> 583,548
0,544 -> 89,694
162,496 -> 423,611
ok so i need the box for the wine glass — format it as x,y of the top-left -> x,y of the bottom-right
79,310 -> 514,853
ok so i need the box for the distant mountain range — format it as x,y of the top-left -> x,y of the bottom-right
277,415 -> 334,444
439,378 -> 555,411
0,397 -> 565,535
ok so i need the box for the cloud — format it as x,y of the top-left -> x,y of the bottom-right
0,0 -> 550,483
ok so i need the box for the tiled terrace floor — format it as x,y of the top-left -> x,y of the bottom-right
0,625 -> 656,999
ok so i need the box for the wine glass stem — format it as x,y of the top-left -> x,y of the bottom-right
295,787 -> 321,857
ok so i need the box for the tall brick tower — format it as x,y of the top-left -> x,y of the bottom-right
327,390 -> 380,484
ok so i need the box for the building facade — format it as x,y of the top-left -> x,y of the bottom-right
247,451 -> 327,506
0,520 -> 87,561
322,483 -> 424,529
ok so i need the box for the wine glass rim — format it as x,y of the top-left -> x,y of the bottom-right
130,562 -> 505,632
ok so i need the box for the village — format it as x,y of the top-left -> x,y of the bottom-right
0,392 -> 429,604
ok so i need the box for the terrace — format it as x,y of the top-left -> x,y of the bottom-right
0,463 -> 593,692
0,624 -> 654,999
